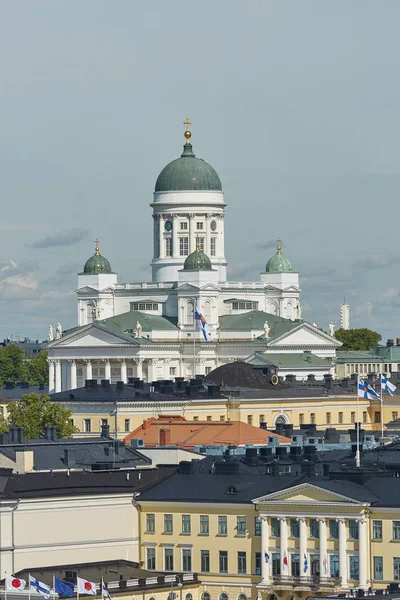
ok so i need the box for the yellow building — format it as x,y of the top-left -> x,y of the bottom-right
138,468 -> 400,600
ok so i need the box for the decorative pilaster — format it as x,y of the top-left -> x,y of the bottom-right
189,213 -> 195,253
338,518 -> 347,587
298,517 -> 307,579
172,213 -> 179,258
55,360 -> 62,393
104,359 -> 111,382
48,360 -> 55,394
85,359 -> 92,381
260,517 -> 270,585
119,359 -> 127,384
158,215 -> 165,258
134,358 -> 143,380
205,213 -> 211,256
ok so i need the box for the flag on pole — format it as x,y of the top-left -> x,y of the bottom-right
264,552 -> 270,564
381,374 -> 397,397
101,579 -> 111,600
30,576 -> 51,599
77,578 -> 97,596
358,378 -> 379,400
194,306 -> 212,341
303,553 -> 308,574
283,552 -> 288,571
54,579 -> 74,598
6,577 -> 27,592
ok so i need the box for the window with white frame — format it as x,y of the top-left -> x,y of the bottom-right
210,237 -> 216,256
196,222 -> 204,230
197,237 -> 205,251
165,238 -> 172,257
182,548 -> 192,572
146,547 -> 156,570
232,301 -> 258,310
132,302 -> 158,311
180,222 -> 188,230
394,521 -> 400,540
164,548 -> 174,571
180,237 -> 189,256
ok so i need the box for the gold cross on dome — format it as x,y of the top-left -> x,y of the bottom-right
184,116 -> 192,131
94,238 -> 100,256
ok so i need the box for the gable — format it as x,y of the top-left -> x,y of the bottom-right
253,483 -> 364,505
271,324 -> 340,347
55,328 -> 132,347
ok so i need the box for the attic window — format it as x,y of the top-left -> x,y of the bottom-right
226,485 -> 237,495
232,301 -> 258,310
132,302 -> 158,311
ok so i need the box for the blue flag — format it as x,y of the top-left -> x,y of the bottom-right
55,578 -> 74,598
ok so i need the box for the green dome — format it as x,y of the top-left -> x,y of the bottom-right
155,143 -> 222,192
184,246 -> 212,271
265,239 -> 293,273
83,242 -> 112,274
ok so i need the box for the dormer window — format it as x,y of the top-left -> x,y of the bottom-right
226,485 -> 237,495
232,301 -> 258,310
131,302 -> 158,311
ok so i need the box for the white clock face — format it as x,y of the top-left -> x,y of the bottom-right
210,220 -> 217,231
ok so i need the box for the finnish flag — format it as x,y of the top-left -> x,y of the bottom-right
194,305 -> 212,341
381,374 -> 397,397
30,576 -> 51,599
358,378 -> 379,400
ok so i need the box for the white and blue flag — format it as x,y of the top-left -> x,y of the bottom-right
101,578 -> 111,600
303,553 -> 308,574
30,576 -> 51,599
194,305 -> 212,341
358,378 -> 379,400
264,552 -> 270,564
381,374 -> 397,397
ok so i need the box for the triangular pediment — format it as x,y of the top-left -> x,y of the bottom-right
244,353 -> 276,366
253,483 -> 365,505
76,285 -> 99,293
270,323 -> 342,347
50,325 -> 134,347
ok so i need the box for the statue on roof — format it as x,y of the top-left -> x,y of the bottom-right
263,321 -> 270,338
135,321 -> 143,338
94,303 -> 102,321
56,322 -> 62,339
329,321 -> 335,337
296,302 -> 302,320
48,325 -> 54,341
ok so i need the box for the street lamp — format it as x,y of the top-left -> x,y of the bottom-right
170,576 -> 183,600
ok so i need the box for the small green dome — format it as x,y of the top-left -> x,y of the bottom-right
83,241 -> 112,274
155,143 -> 222,193
184,246 -> 212,271
265,238 -> 293,273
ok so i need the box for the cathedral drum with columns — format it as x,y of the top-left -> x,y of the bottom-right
47,121 -> 340,393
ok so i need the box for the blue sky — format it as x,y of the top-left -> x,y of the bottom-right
0,0 -> 399,341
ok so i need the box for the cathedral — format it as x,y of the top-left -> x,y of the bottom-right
48,122 -> 340,392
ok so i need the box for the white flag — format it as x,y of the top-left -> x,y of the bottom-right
77,577 -> 97,596
6,576 -> 27,592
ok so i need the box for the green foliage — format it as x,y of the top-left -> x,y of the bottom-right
0,346 -> 48,386
5,393 -> 78,439
334,328 -> 382,351
0,413 -> 8,434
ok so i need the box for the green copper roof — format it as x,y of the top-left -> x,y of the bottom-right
83,250 -> 112,274
219,310 -> 300,341
155,143 -> 222,192
184,246 -> 212,270
265,239 -> 293,273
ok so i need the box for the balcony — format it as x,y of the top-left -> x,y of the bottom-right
267,575 -> 342,591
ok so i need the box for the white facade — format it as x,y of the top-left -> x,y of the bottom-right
340,302 -> 350,330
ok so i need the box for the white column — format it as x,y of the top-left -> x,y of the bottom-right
338,518 -> 347,587
172,214 -> 179,258
148,358 -> 158,382
159,215 -> 165,258
120,360 -> 127,383
299,517 -> 307,580
280,517 -> 288,577
189,213 -> 195,253
261,516 -> 270,584
319,518 -> 328,578
69,360 -> 77,390
85,360 -> 92,381
48,360 -> 55,394
358,518 -> 367,589
104,359 -> 111,382
61,360 -> 68,391
55,360 -> 62,393
205,214 -> 211,256
153,215 -> 158,259
134,359 -> 143,379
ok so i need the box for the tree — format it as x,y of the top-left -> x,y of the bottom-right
26,351 -> 49,385
335,328 -> 382,351
5,393 -> 78,439
0,345 -> 25,383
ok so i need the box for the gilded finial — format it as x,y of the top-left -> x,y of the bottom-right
195,236 -> 200,252
94,238 -> 100,256
184,115 -> 192,144
276,237 -> 282,255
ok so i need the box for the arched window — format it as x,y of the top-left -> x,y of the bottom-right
86,303 -> 94,324
201,593 -> 210,600
185,301 -> 194,326
149,597 -> 156,600
270,595 -> 278,600
203,300 -> 212,322
219,594 -> 228,600
238,595 -> 247,600
275,414 -> 288,425
185,594 -> 193,600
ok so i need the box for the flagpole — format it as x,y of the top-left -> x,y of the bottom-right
356,375 -> 361,468
5,572 -> 7,600
380,373 -> 384,439
53,576 -> 55,600
193,299 -> 196,378
28,573 -> 31,600
76,576 -> 79,600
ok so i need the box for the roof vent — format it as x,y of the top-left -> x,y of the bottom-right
226,485 -> 237,495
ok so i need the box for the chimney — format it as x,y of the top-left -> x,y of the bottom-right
116,381 -> 124,391
159,427 -> 171,446
63,448 -> 76,467
101,423 -> 110,438
142,419 -> 151,431
9,427 -> 19,444
15,449 -> 34,473
43,426 -> 53,441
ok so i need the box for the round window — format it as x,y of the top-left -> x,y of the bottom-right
210,220 -> 217,231
164,220 -> 173,231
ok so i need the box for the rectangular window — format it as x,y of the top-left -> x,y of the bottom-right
218,516 -> 227,535
200,515 -> 209,534
132,302 -> 158,311
351,411 -> 356,423
201,550 -> 210,573
394,557 -> 400,580
271,517 -> 280,537
238,552 -> 247,574
179,237 -> 189,256
182,515 -> 191,534
165,237 -> 173,257
349,520 -> 358,540
272,553 -> 281,576
349,556 -> 359,580
146,513 -> 155,532
146,547 -> 156,570
291,554 -> 300,577
220,415 -> 225,421
375,411 -> 381,424
101,418 -> 108,426
164,514 -> 173,533
330,555 -> 339,578
255,552 -> 261,576
310,555 -> 320,576
180,222 -> 188,230
255,517 -> 262,536
84,418 -> 91,433
164,548 -> 174,571
170,367 -> 176,376
326,412 -> 331,424
247,415 -> 253,425
373,520 -> 382,540
329,519 -> 339,539
299,413 -> 304,425
210,237 -> 216,256
393,521 -> 400,540
219,551 -> 228,574
206,415 -> 212,422
374,556 -> 383,580
338,412 -> 343,424
363,411 -> 368,423
237,516 -> 246,535
310,518 -> 319,539
393,411 -> 399,421
310,413 -> 315,424
260,414 -> 265,423
182,549 -> 192,572
290,518 -> 299,538
198,237 -> 205,251
124,418 -> 130,432
196,222 -> 204,230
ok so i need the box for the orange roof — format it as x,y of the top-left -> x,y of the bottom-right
123,415 -> 290,448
